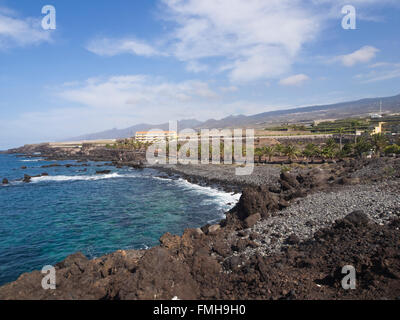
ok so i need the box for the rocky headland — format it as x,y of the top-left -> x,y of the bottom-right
4,143 -> 146,166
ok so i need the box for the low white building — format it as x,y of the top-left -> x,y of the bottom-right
135,131 -> 177,142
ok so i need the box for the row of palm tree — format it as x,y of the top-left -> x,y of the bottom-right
254,133 -> 392,162
255,144 -> 303,163
108,133 -> 396,161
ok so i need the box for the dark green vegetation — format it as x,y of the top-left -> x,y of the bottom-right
265,115 -> 400,135
255,134 -> 400,163
106,139 -> 152,151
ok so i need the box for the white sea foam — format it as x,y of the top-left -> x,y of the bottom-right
30,172 -> 133,183
172,178 -> 241,215
145,175 -> 241,213
20,159 -> 44,162
29,171 -> 241,215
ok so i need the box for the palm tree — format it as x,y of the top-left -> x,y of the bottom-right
322,138 -> 339,160
337,127 -> 345,151
371,133 -> 388,157
342,142 -> 354,157
354,136 -> 372,158
351,120 -> 361,143
274,144 -> 284,157
326,138 -> 338,149
263,146 -> 275,162
303,143 -> 318,162
284,144 -> 299,162
321,146 -> 336,160
350,120 -> 361,132
254,148 -> 263,163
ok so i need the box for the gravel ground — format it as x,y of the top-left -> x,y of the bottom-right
152,163 -> 282,189
153,159 -> 400,263
350,157 -> 400,179
238,179 -> 400,258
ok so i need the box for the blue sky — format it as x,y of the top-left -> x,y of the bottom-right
0,0 -> 399,149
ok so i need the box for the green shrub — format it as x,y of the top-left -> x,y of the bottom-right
384,144 -> 400,155
280,165 -> 290,173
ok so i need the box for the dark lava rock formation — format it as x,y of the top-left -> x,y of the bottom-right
0,211 -> 399,300
96,170 -> 111,175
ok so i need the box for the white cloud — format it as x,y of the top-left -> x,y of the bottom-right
2,74 -> 284,148
337,46 -> 379,67
355,62 -> 400,83
219,86 -> 238,93
0,10 -> 51,48
87,0 -> 321,82
161,0 -> 320,82
57,75 -> 222,122
368,62 -> 391,68
279,74 -> 310,86
86,38 -> 162,57
1,75 -> 230,148
185,60 -> 208,73
86,1 -> 399,82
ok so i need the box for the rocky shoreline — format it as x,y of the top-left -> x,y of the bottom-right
150,164 -> 281,194
0,146 -> 400,299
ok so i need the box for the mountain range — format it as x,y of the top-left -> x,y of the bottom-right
65,93 -> 400,141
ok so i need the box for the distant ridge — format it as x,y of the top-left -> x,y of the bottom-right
64,119 -> 203,141
64,93 -> 400,141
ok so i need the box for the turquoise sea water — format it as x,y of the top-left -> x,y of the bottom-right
0,154 -> 240,285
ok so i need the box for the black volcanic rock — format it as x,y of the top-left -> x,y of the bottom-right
96,170 -> 111,174
233,186 -> 280,220
41,164 -> 61,168
1,211 -> 400,300
342,210 -> 370,226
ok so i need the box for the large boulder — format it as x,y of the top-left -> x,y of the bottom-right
295,168 -> 332,190
342,210 -> 370,226
234,187 -> 280,220
280,172 -> 299,188
244,212 -> 261,228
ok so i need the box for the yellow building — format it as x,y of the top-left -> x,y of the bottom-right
371,122 -> 385,135
135,131 -> 177,142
